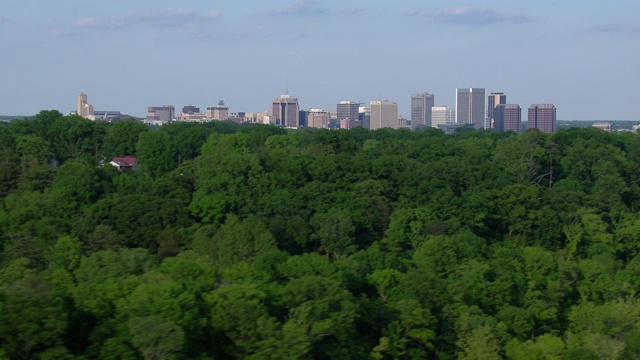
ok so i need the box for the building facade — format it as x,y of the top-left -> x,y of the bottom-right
456,88 -> 486,129
411,93 -> 435,128
146,105 -> 175,123
528,104 -> 556,133
272,94 -> 300,128
431,106 -> 456,128
337,101 -> 359,123
487,92 -> 507,128
370,100 -> 398,130
359,106 -> 371,129
592,122 -> 612,133
307,109 -> 330,129
493,104 -> 521,133
77,92 -> 95,120
207,100 -> 229,120
182,105 -> 200,114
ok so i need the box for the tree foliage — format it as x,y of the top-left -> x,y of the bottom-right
2,117 -> 640,358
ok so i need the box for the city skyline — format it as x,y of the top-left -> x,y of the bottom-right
0,1 -> 638,120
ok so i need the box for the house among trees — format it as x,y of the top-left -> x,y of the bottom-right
109,155 -> 137,171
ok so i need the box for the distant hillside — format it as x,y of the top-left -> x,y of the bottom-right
0,115 -> 30,121
557,120 -> 640,131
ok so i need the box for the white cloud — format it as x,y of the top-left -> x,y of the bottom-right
73,8 -> 219,30
409,6 -> 531,26
274,0 -> 329,17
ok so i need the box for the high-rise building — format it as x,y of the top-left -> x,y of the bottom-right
359,106 -> 371,129
411,93 -> 435,128
307,109 -> 330,128
493,104 -> 521,133
77,92 -> 95,120
272,94 -> 300,128
207,100 -> 229,120
337,101 -> 359,122
528,104 -> 556,133
337,101 -> 361,129
146,105 -> 175,123
298,110 -> 308,127
487,92 -> 507,128
456,88 -> 486,129
431,106 -> 456,128
370,100 -> 398,130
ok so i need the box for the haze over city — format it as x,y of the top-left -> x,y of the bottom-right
1,0 -> 638,120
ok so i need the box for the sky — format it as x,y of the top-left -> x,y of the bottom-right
1,0 -> 639,120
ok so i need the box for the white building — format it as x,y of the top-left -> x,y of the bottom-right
431,106 -> 456,128
77,92 -> 95,120
207,100 -> 229,120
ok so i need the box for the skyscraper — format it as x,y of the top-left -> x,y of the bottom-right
77,92 -> 94,120
487,92 -> 507,128
370,100 -> 398,130
456,88 -> 486,129
493,104 -> 521,133
337,101 -> 359,121
359,106 -> 371,129
528,104 -> 557,133
431,106 -> 456,128
411,93 -> 435,128
272,94 -> 300,128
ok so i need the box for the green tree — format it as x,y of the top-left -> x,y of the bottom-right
136,131 -> 176,177
102,120 -> 149,158
128,316 -> 185,360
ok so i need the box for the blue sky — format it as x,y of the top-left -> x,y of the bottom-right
1,0 -> 639,120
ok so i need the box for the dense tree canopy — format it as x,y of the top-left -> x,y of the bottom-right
1,111 -> 640,358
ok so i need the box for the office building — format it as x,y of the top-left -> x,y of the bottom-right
456,88 -> 486,129
298,110 -> 308,127
493,104 -> 521,133
431,106 -> 456,128
411,93 -> 435,128
528,104 -> 556,133
272,94 -> 300,128
146,105 -> 175,123
77,92 -> 95,120
307,109 -> 330,128
359,106 -> 371,129
370,100 -> 398,130
487,92 -> 507,128
182,105 -> 200,114
337,101 -> 359,122
207,100 -> 229,120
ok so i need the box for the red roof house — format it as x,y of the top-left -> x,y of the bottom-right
109,156 -> 138,171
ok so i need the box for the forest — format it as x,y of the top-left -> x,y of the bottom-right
1,110 -> 640,359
